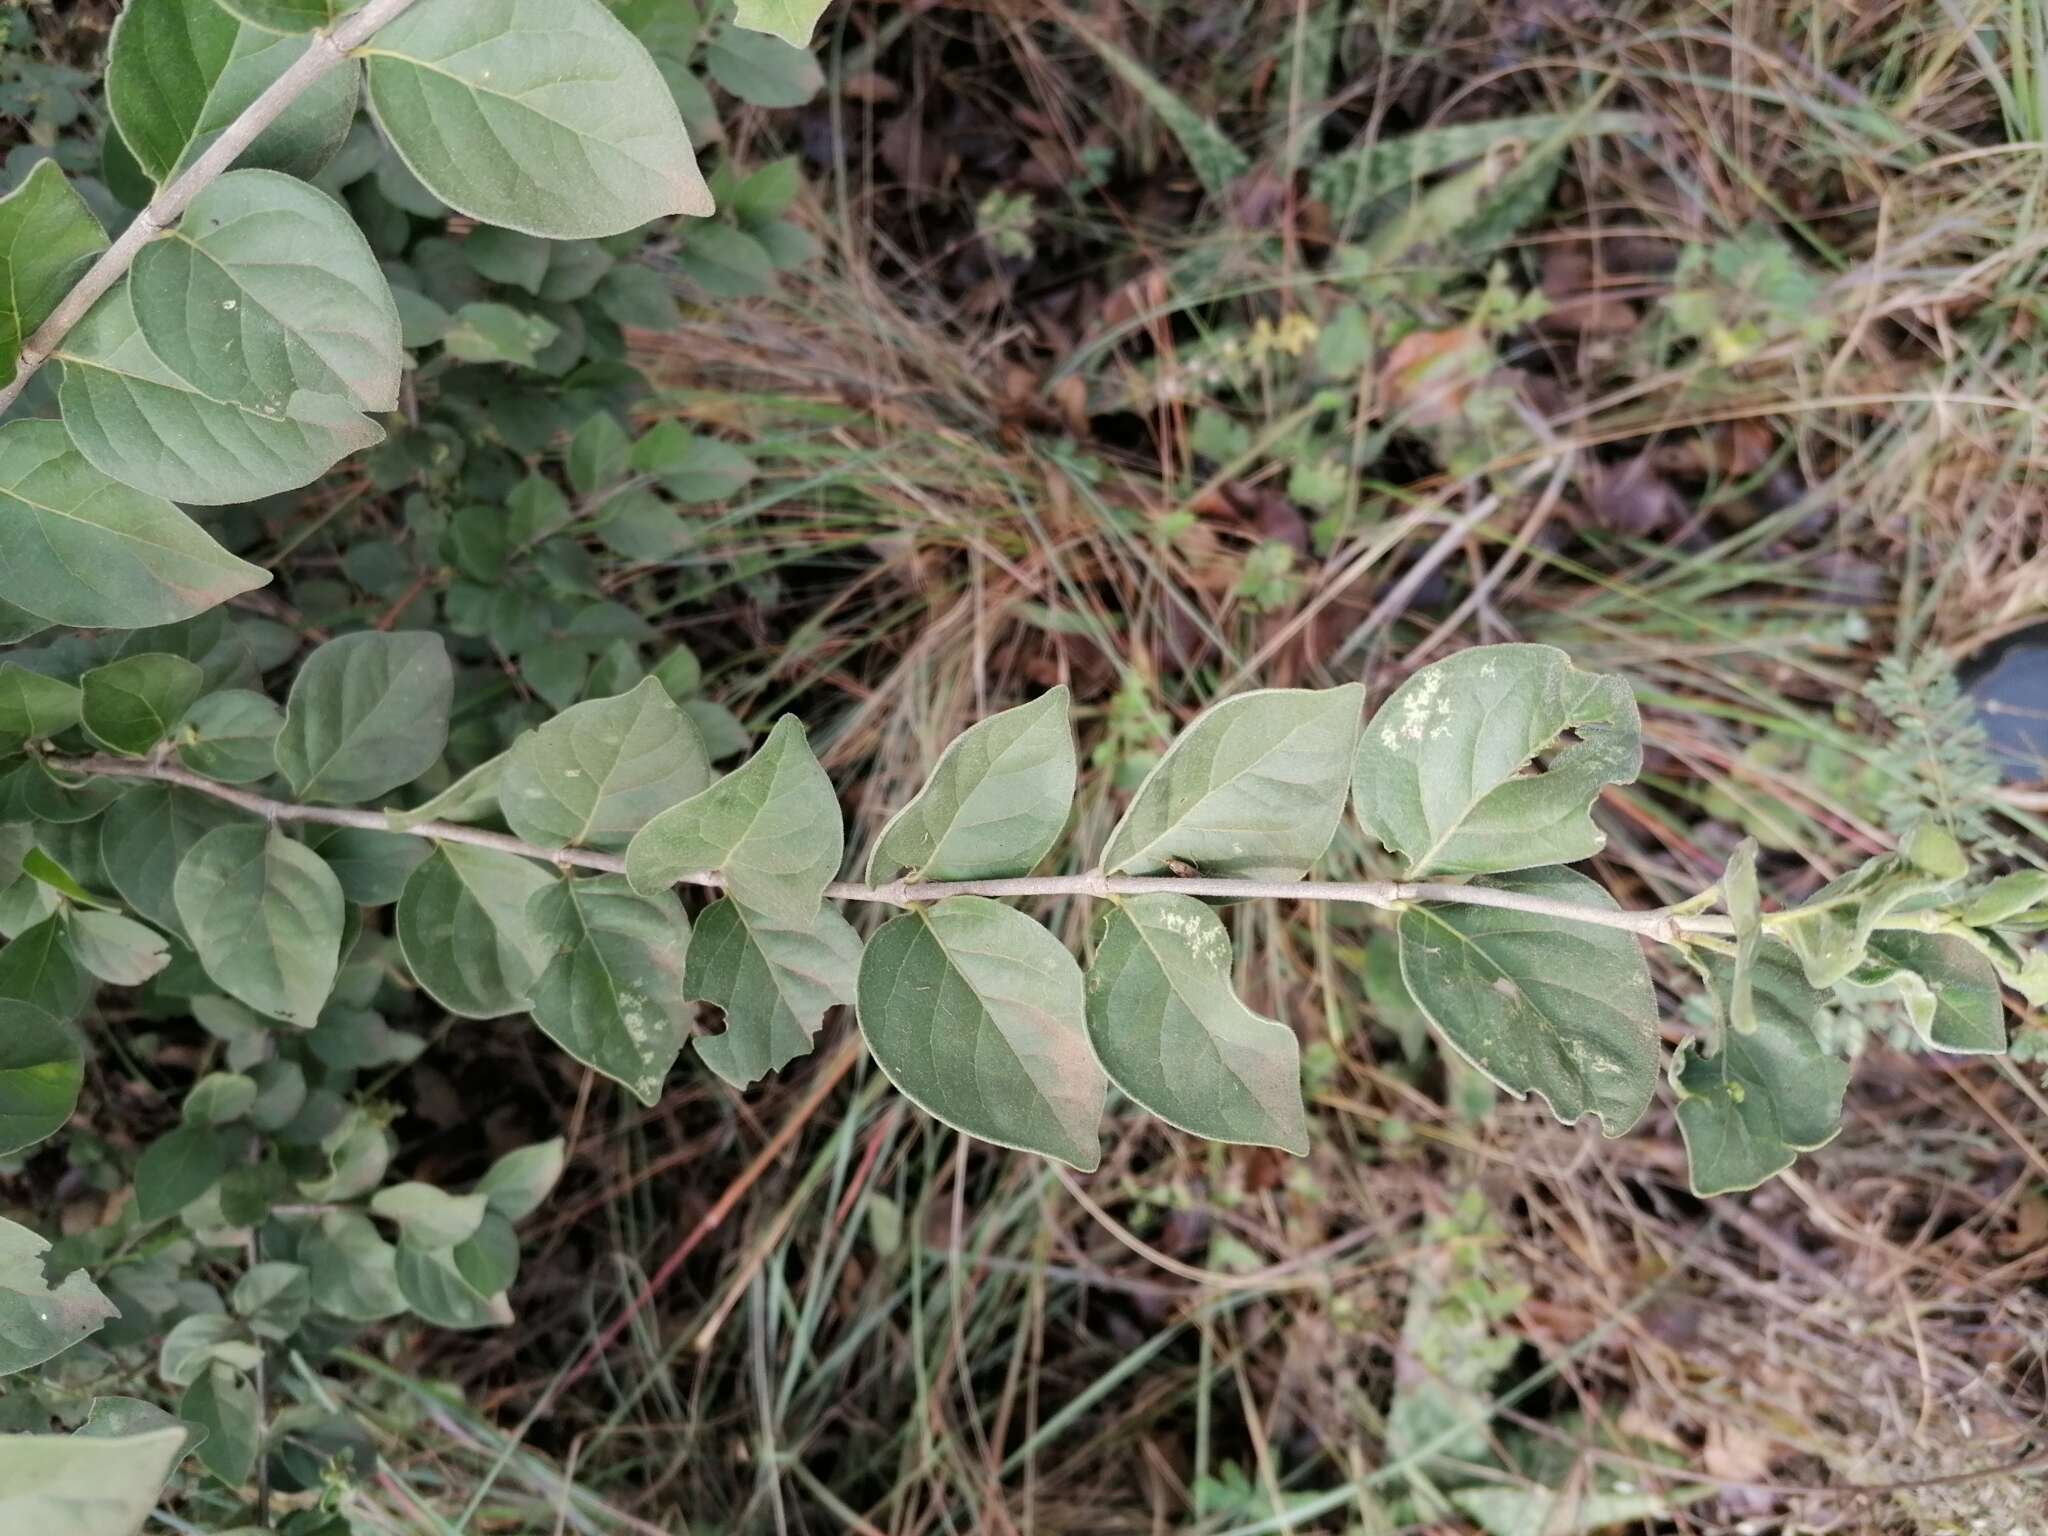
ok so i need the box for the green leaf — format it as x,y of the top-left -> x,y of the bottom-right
727,156 -> 803,226
857,896 -> 1104,1169
76,1397 -> 203,1459
674,223 -> 778,300
173,823 -> 342,1026
363,0 -> 713,240
394,1217 -> 515,1329
1085,894 -> 1308,1153
0,914 -> 89,1021
1100,685 -> 1363,878
502,677 -> 711,850
101,786 -> 243,938
302,825 -> 428,905
732,0 -> 832,47
441,301 -> 557,366
1397,865 -> 1659,1135
131,169 -> 401,414
56,280 -> 383,506
107,0 -> 360,185
66,911 -> 172,987
866,687 -> 1074,883
300,1210 -> 406,1321
277,631 -> 453,803
158,1312 -> 261,1386
396,843 -> 552,1018
177,690 -> 283,783
1958,870 -> 2048,927
231,1260 -> 309,1339
1847,931 -> 2007,1054
80,654 -> 204,756
0,160 -> 107,381
682,698 -> 750,761
706,28 -> 824,109
1722,836 -> 1763,1034
183,1071 -> 257,1126
0,1213 -> 118,1376
462,226 -> 551,291
1673,948 -> 1848,1195
594,264 -> 681,331
219,0 -> 359,29
684,896 -> 859,1086
567,412 -> 631,494
0,1003 -> 81,1157
527,875 -> 690,1105
630,421 -> 755,502
370,1182 -> 487,1249
624,715 -> 842,922
0,665 -> 82,755
389,752 -> 511,828
0,1425 -> 187,1536
179,1361 -> 258,1486
1772,847 -> 1959,988
0,420 -> 270,625
135,1124 -> 229,1222
1353,645 -> 1641,878
473,1138 -> 565,1222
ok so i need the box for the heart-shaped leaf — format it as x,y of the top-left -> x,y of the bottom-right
625,715 -> 842,922
501,677 -> 710,850
526,876 -> 690,1105
1397,865 -> 1658,1135
0,421 -> 269,626
857,896 -> 1103,1169
396,844 -> 551,1019
866,687 -> 1074,883
362,0 -> 712,239
1101,685 -> 1364,879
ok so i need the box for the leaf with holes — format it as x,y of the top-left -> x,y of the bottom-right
1398,865 -> 1658,1135
684,897 -> 860,1087
396,844 -> 552,1019
1085,894 -> 1307,1153
0,1213 -> 117,1376
858,896 -> 1104,1169
1673,947 -> 1848,1196
107,0 -> 359,185
0,421 -> 270,627
625,716 -> 842,922
131,169 -> 400,414
501,677 -> 711,850
527,876 -> 690,1106
362,0 -> 712,240
1354,645 -> 1641,878
173,823 -> 342,1026
867,688 -> 1074,883
80,654 -> 204,756
277,631 -> 452,804
1101,685 -> 1363,879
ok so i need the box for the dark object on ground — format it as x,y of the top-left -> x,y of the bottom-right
1963,624 -> 2048,782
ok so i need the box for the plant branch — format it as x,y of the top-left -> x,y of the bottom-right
48,753 -> 1733,941
0,0 -> 423,414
